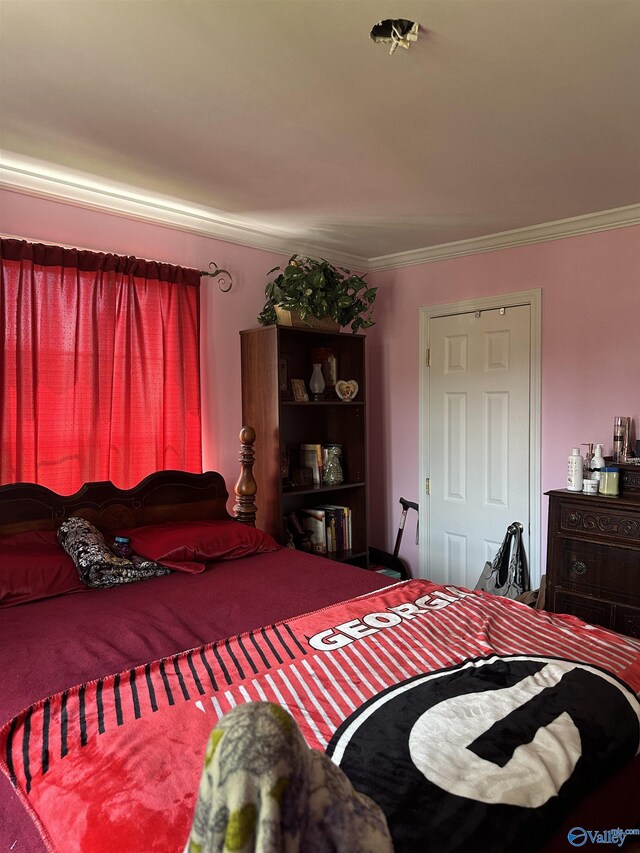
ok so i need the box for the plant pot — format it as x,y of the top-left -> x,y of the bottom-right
274,305 -> 340,333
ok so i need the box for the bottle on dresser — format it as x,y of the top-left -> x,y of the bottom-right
581,443 -> 594,480
567,447 -> 584,492
613,417 -> 631,463
591,444 -> 606,484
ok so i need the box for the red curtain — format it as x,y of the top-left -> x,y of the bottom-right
1,239 -> 202,494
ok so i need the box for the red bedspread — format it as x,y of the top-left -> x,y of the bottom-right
0,548 -> 394,852
3,580 -> 640,853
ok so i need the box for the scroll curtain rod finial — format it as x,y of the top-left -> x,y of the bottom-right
201,262 -> 233,292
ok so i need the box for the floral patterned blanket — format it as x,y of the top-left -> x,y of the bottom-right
186,701 -> 393,853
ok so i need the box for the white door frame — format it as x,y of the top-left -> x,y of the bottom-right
418,289 -> 542,584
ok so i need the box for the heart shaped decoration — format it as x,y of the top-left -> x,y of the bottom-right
336,380 -> 359,402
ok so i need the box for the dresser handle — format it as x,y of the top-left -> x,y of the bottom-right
571,561 -> 587,576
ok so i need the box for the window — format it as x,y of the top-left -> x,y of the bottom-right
1,239 -> 202,493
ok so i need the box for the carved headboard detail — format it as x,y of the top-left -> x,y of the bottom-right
0,428 -> 258,536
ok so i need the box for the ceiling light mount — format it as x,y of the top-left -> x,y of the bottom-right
370,19 -> 420,55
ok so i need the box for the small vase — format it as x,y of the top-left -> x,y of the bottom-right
311,347 -> 338,391
310,363 -> 325,401
323,445 -> 344,485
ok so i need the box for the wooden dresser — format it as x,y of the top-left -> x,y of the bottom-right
545,489 -> 640,638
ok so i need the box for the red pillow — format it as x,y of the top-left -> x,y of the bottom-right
118,520 -> 280,573
0,529 -> 85,607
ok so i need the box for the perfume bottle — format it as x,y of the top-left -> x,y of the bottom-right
613,417 -> 630,463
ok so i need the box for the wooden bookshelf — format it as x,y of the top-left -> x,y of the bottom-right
240,325 -> 368,564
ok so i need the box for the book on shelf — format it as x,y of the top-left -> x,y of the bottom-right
300,444 -> 323,486
314,504 -> 352,553
316,504 -> 341,552
328,507 -> 342,552
286,510 -> 304,536
301,507 -> 327,554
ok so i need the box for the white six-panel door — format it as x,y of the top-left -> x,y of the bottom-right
425,304 -> 532,589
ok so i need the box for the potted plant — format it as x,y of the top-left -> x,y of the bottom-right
257,255 -> 377,333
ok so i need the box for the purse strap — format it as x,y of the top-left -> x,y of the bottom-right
493,525 -> 518,586
511,522 -> 530,591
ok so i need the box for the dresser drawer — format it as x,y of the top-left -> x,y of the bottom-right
546,489 -> 640,636
557,500 -> 640,547
613,604 -> 640,639
552,590 -> 612,631
552,591 -> 640,638
555,538 -> 640,605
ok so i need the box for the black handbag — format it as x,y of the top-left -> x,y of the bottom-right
474,522 -> 530,599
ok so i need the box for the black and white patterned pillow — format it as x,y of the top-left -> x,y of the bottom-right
57,516 -> 170,589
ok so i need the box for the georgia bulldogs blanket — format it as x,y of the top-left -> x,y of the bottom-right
2,580 -> 640,853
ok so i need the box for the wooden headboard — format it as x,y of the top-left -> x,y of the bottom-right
0,426 -> 257,537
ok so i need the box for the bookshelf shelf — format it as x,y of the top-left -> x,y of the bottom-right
240,325 -> 369,567
332,549 -> 367,564
282,481 -> 365,497
281,400 -> 365,408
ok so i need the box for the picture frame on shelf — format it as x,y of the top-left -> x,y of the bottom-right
290,466 -> 314,488
291,379 -> 309,402
300,443 -> 323,485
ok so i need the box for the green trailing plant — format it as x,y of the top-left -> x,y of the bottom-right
257,254 -> 377,333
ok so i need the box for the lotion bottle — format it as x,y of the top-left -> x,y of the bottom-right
567,447 -> 584,492
591,444 -> 605,482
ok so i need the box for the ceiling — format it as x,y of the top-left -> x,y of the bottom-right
1,0 -> 639,266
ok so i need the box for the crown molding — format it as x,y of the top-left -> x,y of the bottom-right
1,152 -> 637,271
0,152 -> 367,269
368,204 -> 640,270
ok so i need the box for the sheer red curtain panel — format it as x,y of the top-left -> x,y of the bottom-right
1,239 -> 202,494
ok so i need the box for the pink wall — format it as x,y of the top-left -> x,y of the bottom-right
367,225 -> 640,577
3,189 -> 638,578
0,188 -> 288,507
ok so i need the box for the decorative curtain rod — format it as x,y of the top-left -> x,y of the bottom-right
201,262 -> 233,292
4,234 -> 203,273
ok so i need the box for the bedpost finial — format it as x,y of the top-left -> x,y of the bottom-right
239,425 -> 256,446
234,426 -> 257,526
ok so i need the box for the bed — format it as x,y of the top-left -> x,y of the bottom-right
1,428 -> 639,853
